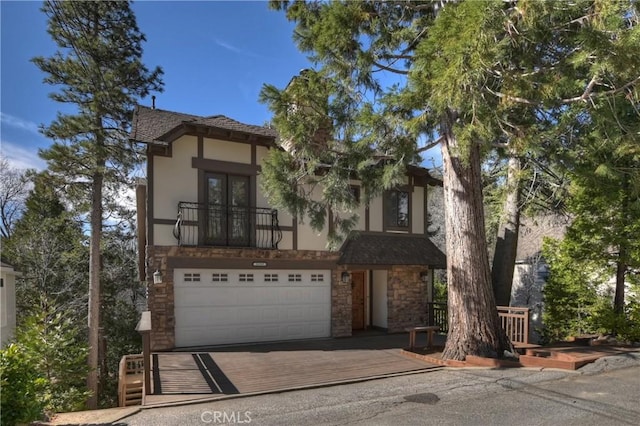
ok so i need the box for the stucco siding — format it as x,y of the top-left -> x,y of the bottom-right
297,222 -> 329,251
203,138 -> 252,164
372,270 -> 388,329
154,224 -> 179,246
256,145 -> 270,166
153,135 -> 198,222
278,230 -> 294,250
412,187 -> 425,234
369,197 -> 383,232
297,185 -> 330,250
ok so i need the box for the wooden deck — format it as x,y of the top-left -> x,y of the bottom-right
144,332 -> 442,406
401,343 -> 640,370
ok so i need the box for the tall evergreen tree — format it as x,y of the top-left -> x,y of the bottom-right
561,97 -> 640,315
4,173 -> 89,319
261,0 -> 639,360
32,0 -> 163,407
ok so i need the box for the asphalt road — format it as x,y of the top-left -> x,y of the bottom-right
121,353 -> 640,426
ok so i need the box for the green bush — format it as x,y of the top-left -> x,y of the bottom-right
0,303 -> 91,423
541,239 -> 601,342
16,305 -> 90,414
542,238 -> 640,344
591,296 -> 640,343
0,344 -> 47,426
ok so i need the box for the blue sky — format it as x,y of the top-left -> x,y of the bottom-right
1,1 -> 311,170
1,1 -> 441,173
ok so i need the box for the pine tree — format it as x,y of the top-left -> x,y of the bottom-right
262,0 -> 640,360
561,96 -> 640,315
5,173 -> 89,319
32,0 -> 163,407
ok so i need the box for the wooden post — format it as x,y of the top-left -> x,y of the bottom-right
136,311 -> 152,403
136,182 -> 147,282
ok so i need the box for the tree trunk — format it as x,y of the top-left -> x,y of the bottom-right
614,248 -> 627,315
440,111 -> 512,361
491,154 -> 522,307
86,169 -> 103,409
613,176 -> 630,316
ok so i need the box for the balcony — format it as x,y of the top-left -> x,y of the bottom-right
173,202 -> 282,249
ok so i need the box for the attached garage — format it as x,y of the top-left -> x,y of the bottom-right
174,269 -> 332,347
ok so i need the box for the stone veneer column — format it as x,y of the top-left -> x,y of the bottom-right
331,269 -> 352,337
386,266 -> 428,332
147,246 -> 176,350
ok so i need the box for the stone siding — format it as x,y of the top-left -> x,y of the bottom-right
386,266 -> 428,332
331,269 -> 352,338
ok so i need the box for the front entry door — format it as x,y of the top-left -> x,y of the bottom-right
351,271 -> 365,330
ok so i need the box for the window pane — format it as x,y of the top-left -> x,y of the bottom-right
206,175 -> 226,244
230,176 -> 249,206
397,191 -> 409,227
385,190 -> 409,228
229,176 -> 250,245
207,176 -> 225,205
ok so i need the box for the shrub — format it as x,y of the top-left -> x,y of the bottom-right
0,344 -> 47,426
16,305 -> 90,414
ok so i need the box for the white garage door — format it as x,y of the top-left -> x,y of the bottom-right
174,269 -> 331,347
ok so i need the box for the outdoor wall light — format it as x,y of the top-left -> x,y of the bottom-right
341,271 -> 350,283
420,271 -> 430,283
153,269 -> 163,285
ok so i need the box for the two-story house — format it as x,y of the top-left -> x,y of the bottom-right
131,105 -> 446,350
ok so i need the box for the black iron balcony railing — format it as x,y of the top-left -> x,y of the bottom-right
173,202 -> 282,249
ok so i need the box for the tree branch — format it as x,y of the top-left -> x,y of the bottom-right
485,87 -> 540,106
372,61 -> 410,75
487,75 -> 640,106
416,135 -> 444,153
561,75 -> 639,104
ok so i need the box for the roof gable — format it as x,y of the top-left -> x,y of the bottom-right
130,105 -> 277,144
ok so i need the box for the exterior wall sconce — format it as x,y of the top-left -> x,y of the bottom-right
420,271 -> 430,283
153,269 -> 163,284
341,271 -> 350,283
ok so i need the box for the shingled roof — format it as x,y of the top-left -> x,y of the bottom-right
339,232 -> 446,268
130,105 -> 277,144
516,214 -> 569,261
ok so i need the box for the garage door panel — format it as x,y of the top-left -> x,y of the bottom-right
175,286 -> 238,307
174,269 -> 331,347
262,325 -> 281,340
283,324 -> 305,338
260,306 -> 281,323
307,305 -> 330,321
308,322 -> 330,336
175,306 -> 236,326
178,327 -> 233,347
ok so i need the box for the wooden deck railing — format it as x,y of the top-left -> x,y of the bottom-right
426,303 -> 530,345
497,306 -> 530,345
118,354 -> 144,407
427,302 -> 448,333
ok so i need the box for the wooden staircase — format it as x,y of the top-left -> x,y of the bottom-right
118,354 -> 144,406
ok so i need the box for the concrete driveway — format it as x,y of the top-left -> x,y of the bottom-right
145,332 -> 442,406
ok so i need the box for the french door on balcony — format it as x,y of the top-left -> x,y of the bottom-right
204,173 -> 250,247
